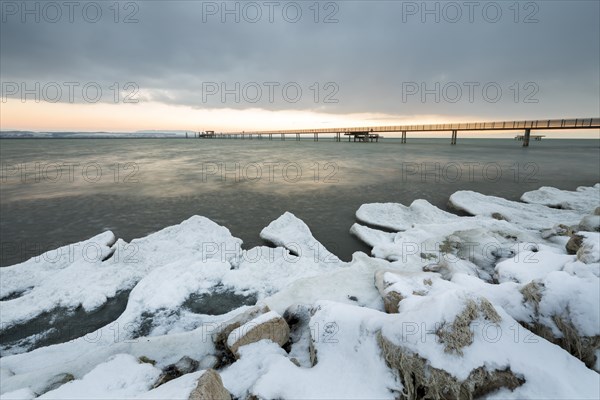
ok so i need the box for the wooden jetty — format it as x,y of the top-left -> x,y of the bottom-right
196,117 -> 599,147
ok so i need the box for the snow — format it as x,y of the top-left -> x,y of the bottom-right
221,302 -> 401,400
39,354 -> 160,399
521,184 -> 600,213
1,184 -> 599,399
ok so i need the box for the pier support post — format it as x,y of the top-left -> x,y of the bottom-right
269,133 -> 272,140
401,131 -> 407,143
451,130 -> 457,145
281,133 -> 285,140
523,128 -> 531,147
296,133 -> 300,141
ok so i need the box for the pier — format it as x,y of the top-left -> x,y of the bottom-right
196,118 -> 599,147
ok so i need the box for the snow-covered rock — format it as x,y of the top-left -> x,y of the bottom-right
226,311 -> 290,357
379,289 -> 600,400
188,369 -> 230,400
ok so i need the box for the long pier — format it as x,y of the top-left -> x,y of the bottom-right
198,118 -> 599,147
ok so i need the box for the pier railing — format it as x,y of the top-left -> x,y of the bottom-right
198,117 -> 599,147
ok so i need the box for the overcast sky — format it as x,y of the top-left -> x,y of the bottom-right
1,0 -> 599,133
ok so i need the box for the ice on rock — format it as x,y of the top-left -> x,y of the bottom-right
521,184 -> 600,214
260,212 -> 341,265
449,190 -> 584,230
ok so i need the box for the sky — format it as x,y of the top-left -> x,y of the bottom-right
1,0 -> 599,137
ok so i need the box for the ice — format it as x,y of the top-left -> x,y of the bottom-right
521,184 -> 600,213
449,190 -> 584,230
0,216 -> 243,351
260,212 -> 341,265
356,200 -> 456,231
352,214 -> 540,279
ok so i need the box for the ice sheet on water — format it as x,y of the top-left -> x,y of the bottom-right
521,183 -> 600,213
449,190 -> 584,230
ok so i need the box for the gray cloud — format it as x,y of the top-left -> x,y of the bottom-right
1,0 -> 598,119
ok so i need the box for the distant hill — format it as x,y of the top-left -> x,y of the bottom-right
0,131 -> 191,139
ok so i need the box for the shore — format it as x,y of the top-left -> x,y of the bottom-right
1,184 -> 599,399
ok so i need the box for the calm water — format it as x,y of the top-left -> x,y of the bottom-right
1,138 -> 599,267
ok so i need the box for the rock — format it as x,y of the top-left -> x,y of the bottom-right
595,207 -> 600,216
215,304 -> 270,352
188,369 -> 231,400
491,212 -> 506,221
379,333 -> 523,400
199,355 -> 219,370
579,215 -> 600,232
541,223 -> 575,239
576,233 -> 600,264
283,304 -> 317,367
290,357 -> 301,367
520,280 -> 600,371
138,356 -> 156,365
374,270 -> 404,313
378,294 -> 524,400
153,356 -> 199,388
175,356 -> 199,374
566,234 -> 584,255
227,311 -> 290,357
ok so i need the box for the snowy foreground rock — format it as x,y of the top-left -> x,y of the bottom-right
1,184 -> 599,399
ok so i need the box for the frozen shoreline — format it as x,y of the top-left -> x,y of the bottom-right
1,184 -> 599,399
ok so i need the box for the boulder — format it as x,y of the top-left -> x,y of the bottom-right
541,223 -> 575,239
188,369 -> 231,400
215,304 -> 270,352
374,270 -> 404,313
227,311 -> 290,357
153,356 -> 198,388
566,234 -> 584,255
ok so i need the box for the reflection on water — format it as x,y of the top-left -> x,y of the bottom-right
1,138 -> 599,266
